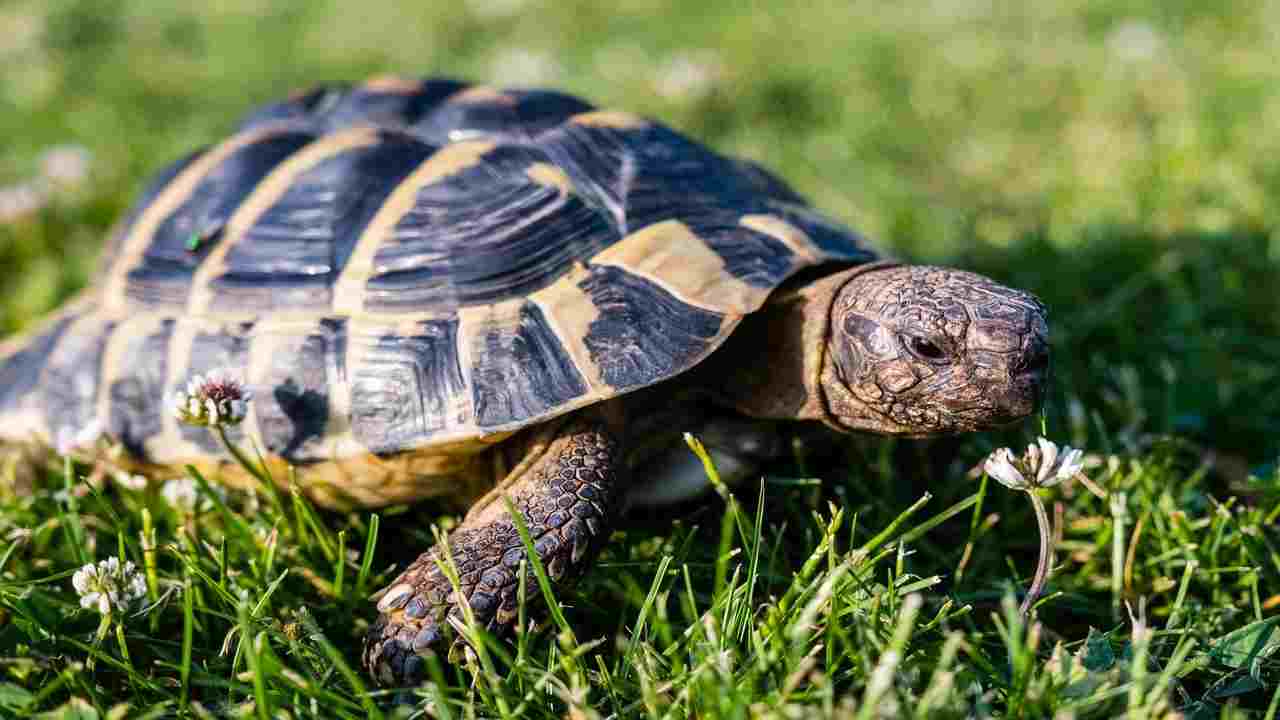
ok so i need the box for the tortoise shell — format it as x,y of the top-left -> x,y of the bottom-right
0,76 -> 877,503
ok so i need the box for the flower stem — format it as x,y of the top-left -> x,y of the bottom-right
115,620 -> 132,665
214,426 -> 266,484
88,612 -> 111,670
214,425 -> 289,512
1020,488 -> 1053,615
140,508 -> 161,634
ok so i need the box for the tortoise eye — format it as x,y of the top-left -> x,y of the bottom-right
906,335 -> 947,363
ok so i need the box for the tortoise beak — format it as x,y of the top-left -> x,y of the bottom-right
995,327 -> 1051,423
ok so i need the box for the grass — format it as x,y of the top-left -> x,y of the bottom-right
4,409 -> 1280,718
2,0 -> 1280,716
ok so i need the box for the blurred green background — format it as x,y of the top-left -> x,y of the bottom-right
2,0 -> 1278,462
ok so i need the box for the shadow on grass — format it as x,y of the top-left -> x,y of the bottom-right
958,228 -> 1280,468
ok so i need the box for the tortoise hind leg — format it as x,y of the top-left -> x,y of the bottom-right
362,408 -> 623,685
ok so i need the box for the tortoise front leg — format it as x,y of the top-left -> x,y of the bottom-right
362,409 -> 623,686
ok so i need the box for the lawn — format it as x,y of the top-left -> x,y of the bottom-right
2,0 -> 1280,717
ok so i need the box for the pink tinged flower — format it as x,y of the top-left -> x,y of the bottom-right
171,368 -> 253,428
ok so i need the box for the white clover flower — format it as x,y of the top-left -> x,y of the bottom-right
981,437 -> 1088,616
39,144 -> 92,188
72,556 -> 146,616
488,48 -> 562,86
0,181 -> 47,222
983,447 -> 1028,490
983,437 -> 1086,491
653,51 -> 726,102
171,368 -> 252,428
54,418 -> 103,456
161,477 -> 201,513
1106,19 -> 1163,63
112,470 -> 149,491
1030,436 -> 1084,488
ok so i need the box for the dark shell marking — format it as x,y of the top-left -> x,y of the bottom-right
0,76 -> 876,488
349,317 -> 466,455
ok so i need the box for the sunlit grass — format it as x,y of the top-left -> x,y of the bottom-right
3,413 -> 1280,716
2,0 -> 1280,716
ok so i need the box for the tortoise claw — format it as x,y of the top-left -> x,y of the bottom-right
363,616 -> 436,686
362,546 -> 474,685
362,412 -> 622,686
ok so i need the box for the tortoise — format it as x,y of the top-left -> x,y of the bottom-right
0,76 -> 1050,685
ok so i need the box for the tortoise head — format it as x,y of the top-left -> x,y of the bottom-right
820,264 -> 1049,437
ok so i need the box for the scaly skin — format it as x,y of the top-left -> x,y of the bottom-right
362,414 -> 620,685
824,265 -> 1049,436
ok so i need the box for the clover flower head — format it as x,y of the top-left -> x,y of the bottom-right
983,447 -> 1028,490
654,51 -> 726,102
54,418 -> 103,456
161,477 -> 202,513
1031,436 -> 1084,487
171,368 -> 252,428
981,437 -> 1087,616
983,436 -> 1085,491
112,470 -> 149,492
39,144 -> 92,188
72,556 -> 146,615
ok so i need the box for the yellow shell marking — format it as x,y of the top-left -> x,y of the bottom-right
524,163 -> 575,195
740,214 -> 822,264
569,110 -> 647,129
448,85 -> 514,105
589,219 -> 769,315
527,264 -> 604,392
361,75 -> 425,93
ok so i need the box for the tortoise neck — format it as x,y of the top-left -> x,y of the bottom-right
696,264 -> 895,425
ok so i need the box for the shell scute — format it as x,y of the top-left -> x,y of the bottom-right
0,312 -> 79,436
576,265 -> 726,390
252,319 -> 339,462
102,316 -> 174,457
97,149 -> 207,283
39,313 -> 117,447
234,77 -> 595,146
536,114 -> 874,297
348,317 -> 466,455
465,300 -> 590,429
411,87 -> 595,144
234,78 -> 466,136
